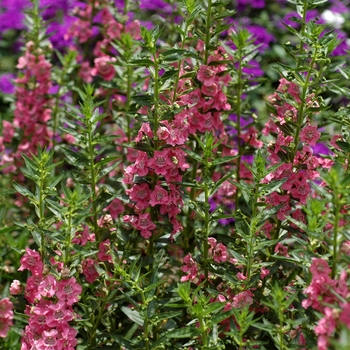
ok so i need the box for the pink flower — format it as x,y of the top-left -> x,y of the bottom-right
82,258 -> 99,283
135,213 -> 156,232
201,83 -> 219,96
0,298 -> 13,320
149,185 -> 169,206
37,275 -> 58,298
39,329 -> 59,348
314,308 -> 336,336
56,277 -> 82,305
10,280 -> 23,295
132,151 -> 149,176
105,20 -> 123,39
339,303 -> 350,329
232,290 -> 253,308
147,149 -> 173,176
300,125 -> 320,146
97,239 -> 113,263
0,317 -> 12,338
260,266 -> 270,279
330,134 -> 343,150
135,123 -> 154,143
0,298 -> 13,338
181,254 -> 198,282
310,258 -> 331,278
317,335 -> 329,350
274,243 -> 289,256
92,56 -> 116,81
18,248 -> 43,276
2,120 -> 14,143
197,65 -> 218,86
237,272 -> 247,280
125,20 -> 141,39
127,183 -> 151,210
213,243 -> 228,263
46,301 -> 73,328
157,126 -> 171,140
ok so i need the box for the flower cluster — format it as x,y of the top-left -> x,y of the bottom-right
263,78 -> 324,220
0,298 -> 14,338
0,41 -> 52,175
17,248 -> 81,349
303,258 -> 350,350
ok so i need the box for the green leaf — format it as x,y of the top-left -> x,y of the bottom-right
209,307 -> 236,326
181,147 -> 203,162
260,179 -> 285,197
201,302 -> 225,316
101,335 -> 137,349
97,160 -> 121,181
129,58 -> 155,67
210,169 -> 236,196
151,310 -> 183,323
120,306 -> 144,326
13,182 -> 34,198
21,153 -> 39,172
31,229 -> 42,247
165,326 -> 197,338
336,141 -> 350,152
211,155 -> 238,166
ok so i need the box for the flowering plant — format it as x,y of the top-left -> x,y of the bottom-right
1,0 -> 350,349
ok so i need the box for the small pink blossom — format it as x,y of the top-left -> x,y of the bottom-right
310,258 -> 331,278
181,254 -> 198,282
10,280 -> 23,295
18,248 -> 43,276
56,277 -> 82,305
237,272 -> 247,281
213,243 -> 227,263
260,266 -> 270,279
197,65 -> 218,86
97,239 -> 113,263
300,125 -> 320,146
232,290 -> 253,308
37,275 -> 58,298
82,258 -> 99,283
149,185 -> 169,206
92,56 -> 116,81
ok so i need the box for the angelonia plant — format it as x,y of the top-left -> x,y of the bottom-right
1,0 -> 350,349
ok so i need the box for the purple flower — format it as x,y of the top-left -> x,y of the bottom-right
242,59 -> 264,78
0,74 -> 15,94
139,0 -> 174,13
246,25 -> 275,52
332,31 -> 350,56
312,143 -> 332,156
236,0 -> 265,9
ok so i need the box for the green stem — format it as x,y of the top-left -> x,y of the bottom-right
203,177 -> 210,284
89,298 -> 108,348
292,46 -> 319,159
123,0 -> 129,15
198,315 -> 208,347
52,67 -> 67,149
204,0 -> 213,65
65,206 -> 73,265
152,53 -> 160,150
234,48 -> 244,213
246,186 -> 258,282
87,118 -> 99,240
126,66 -> 132,142
140,290 -> 150,350
38,171 -> 45,260
184,157 -> 198,249
296,1 -> 307,68
332,190 -> 340,279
